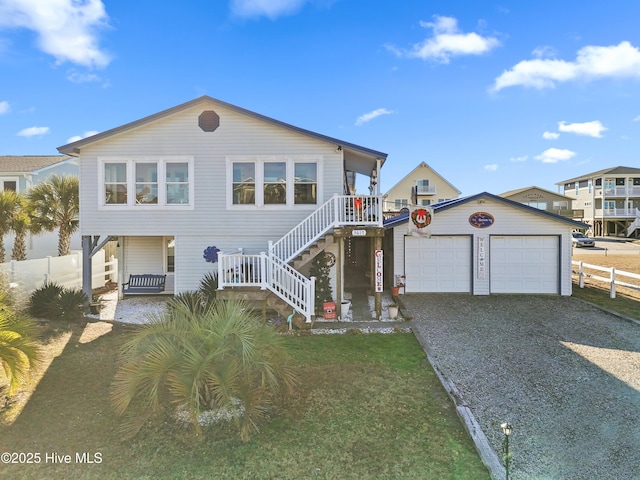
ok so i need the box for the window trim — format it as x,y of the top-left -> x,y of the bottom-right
98,157 -> 194,210
0,177 -> 19,192
226,155 -> 322,210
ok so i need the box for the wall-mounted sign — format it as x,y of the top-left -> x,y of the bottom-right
469,212 -> 495,229
352,229 -> 367,236
374,249 -> 383,293
477,237 -> 486,279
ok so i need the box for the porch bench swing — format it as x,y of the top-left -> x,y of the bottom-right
122,274 -> 167,295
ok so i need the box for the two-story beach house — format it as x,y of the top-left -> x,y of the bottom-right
0,155 -> 80,258
57,96 -> 387,322
500,186 -> 582,220
383,161 -> 460,215
557,166 -> 640,238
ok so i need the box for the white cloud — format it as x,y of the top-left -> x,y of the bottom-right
543,131 -> 560,140
355,108 -> 394,126
387,15 -> 500,63
67,70 -> 101,83
558,120 -> 607,138
230,0 -> 307,19
66,130 -> 99,143
509,155 -> 528,162
492,41 -> 640,91
484,164 -> 498,171
0,0 -> 111,68
535,148 -> 576,164
0,101 -> 9,114
17,126 -> 50,137
633,115 -> 640,122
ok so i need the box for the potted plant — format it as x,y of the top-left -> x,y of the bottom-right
89,294 -> 105,314
392,275 -> 406,296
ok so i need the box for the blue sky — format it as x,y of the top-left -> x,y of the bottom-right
1,0 -> 640,196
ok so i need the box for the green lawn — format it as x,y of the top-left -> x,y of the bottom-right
0,322 -> 490,480
572,284 -> 640,321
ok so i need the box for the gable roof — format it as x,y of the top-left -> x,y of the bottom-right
57,96 -> 387,175
500,185 -> 574,200
0,155 -> 73,174
557,166 -> 640,185
383,191 -> 589,230
384,161 -> 461,195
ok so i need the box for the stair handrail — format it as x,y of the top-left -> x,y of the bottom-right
217,251 -> 316,322
270,194 -> 382,263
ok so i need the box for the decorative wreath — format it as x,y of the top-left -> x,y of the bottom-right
411,208 -> 432,229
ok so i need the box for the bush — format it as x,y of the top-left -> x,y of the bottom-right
198,272 -> 218,302
29,283 -> 64,318
111,299 -> 297,441
166,291 -> 210,316
28,283 -> 86,320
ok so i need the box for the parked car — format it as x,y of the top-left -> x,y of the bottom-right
572,232 -> 595,248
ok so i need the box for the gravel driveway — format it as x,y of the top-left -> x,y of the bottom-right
403,294 -> 640,480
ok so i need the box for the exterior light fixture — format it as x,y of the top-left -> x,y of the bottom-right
501,422 -> 513,480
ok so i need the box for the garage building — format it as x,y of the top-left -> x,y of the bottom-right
385,192 -> 588,296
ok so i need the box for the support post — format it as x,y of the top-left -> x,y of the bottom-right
373,236 -> 382,320
81,236 -> 93,303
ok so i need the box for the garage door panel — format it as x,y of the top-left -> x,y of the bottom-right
490,236 -> 559,294
405,236 -> 471,293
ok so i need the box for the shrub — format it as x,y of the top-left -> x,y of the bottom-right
29,283 -> 64,318
28,283 -> 86,320
111,299 -> 297,441
166,291 -> 210,316
198,272 -> 218,302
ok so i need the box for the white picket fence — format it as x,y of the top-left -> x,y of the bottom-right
572,260 -> 640,298
0,250 -> 117,294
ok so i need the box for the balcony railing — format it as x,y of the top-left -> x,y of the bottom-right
553,208 -> 584,218
416,185 -> 437,195
595,186 -> 640,197
594,208 -> 640,218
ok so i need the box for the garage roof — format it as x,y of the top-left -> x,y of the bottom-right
383,191 -> 589,230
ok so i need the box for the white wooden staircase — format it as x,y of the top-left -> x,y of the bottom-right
627,208 -> 640,237
217,194 -> 382,322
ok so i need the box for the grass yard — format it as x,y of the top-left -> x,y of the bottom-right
0,321 -> 490,480
571,252 -> 640,320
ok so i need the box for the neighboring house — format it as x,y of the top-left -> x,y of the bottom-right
383,161 -> 460,214
384,192 -> 588,296
57,96 -> 388,321
500,186 -> 582,220
556,166 -> 640,238
0,155 -> 81,259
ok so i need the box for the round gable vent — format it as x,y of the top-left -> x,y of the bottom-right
199,110 -> 220,132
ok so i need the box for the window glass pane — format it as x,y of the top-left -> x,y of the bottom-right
264,162 -> 286,204
166,163 -> 189,204
167,239 -> 175,273
135,163 -> 158,205
104,162 -> 127,204
294,163 -> 316,204
3,181 -> 17,192
105,163 -> 126,182
233,163 -> 255,204
166,163 -> 188,182
136,184 -> 158,204
167,184 -> 189,204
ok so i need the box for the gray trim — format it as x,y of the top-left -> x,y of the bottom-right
58,96 -> 388,163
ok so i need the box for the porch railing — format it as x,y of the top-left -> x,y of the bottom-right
217,252 -> 316,322
594,208 -> 640,217
270,194 -> 382,264
219,194 -> 381,323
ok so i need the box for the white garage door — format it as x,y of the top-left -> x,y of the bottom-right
404,236 -> 471,293
490,236 -> 559,294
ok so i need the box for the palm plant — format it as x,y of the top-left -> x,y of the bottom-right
0,291 -> 40,395
110,299 -> 297,441
26,174 -> 79,256
10,193 -> 32,261
0,189 -> 20,263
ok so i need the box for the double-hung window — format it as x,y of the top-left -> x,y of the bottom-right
228,156 -> 319,208
100,157 -> 193,209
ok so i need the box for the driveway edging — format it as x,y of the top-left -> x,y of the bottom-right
411,326 -> 504,480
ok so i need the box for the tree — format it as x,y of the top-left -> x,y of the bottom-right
110,299 -> 297,442
10,194 -> 31,261
0,286 -> 40,395
26,174 -> 79,256
0,190 -> 20,263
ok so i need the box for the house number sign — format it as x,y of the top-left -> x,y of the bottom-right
352,229 -> 367,236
